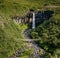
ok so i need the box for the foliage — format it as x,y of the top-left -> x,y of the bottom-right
0,0 -> 60,58
30,18 -> 60,58
0,17 -> 28,58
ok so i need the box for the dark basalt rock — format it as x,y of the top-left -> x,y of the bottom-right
12,10 -> 54,28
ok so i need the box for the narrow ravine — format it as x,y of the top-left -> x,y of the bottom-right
9,29 -> 45,58
24,29 -> 45,58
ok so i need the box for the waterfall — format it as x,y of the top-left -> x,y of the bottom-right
32,12 -> 35,29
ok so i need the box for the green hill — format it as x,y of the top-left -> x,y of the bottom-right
0,16 -> 27,58
0,0 -> 60,16
0,0 -> 60,58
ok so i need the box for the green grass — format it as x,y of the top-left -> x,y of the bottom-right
0,22 -> 20,57
0,17 -> 28,58
0,0 -> 60,17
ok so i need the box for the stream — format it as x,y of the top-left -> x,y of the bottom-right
9,29 -> 45,58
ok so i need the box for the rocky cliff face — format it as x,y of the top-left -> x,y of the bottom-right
13,10 -> 54,26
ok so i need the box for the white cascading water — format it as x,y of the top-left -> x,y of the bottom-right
32,12 -> 35,29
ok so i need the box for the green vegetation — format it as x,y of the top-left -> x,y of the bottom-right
0,0 -> 60,17
30,16 -> 60,58
0,18 -> 26,58
0,0 -> 60,58
20,46 -> 34,58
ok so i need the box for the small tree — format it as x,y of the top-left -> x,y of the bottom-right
30,31 -> 39,39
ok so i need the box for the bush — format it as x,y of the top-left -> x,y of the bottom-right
30,18 -> 60,58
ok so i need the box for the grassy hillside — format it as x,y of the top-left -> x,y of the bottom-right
0,0 -> 60,17
0,16 -> 27,58
0,0 -> 60,58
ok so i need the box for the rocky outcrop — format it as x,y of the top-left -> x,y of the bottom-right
12,10 -> 54,27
